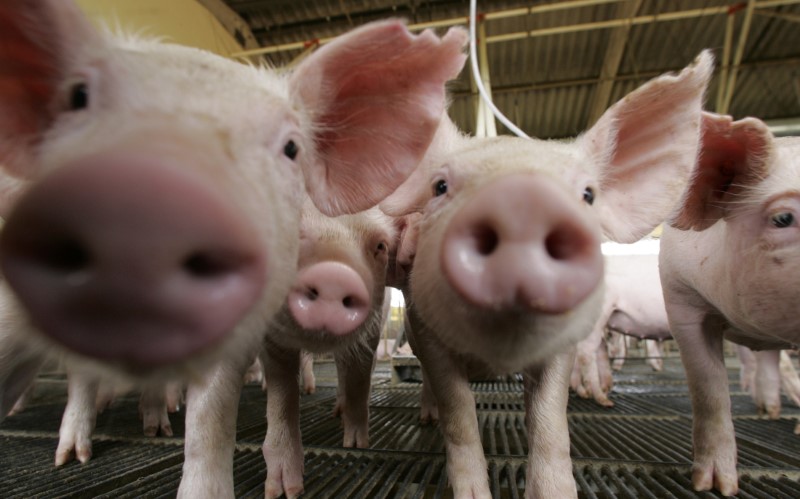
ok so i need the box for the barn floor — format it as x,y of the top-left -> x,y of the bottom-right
2,355 -> 800,498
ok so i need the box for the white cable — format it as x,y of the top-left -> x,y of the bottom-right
469,0 -> 530,139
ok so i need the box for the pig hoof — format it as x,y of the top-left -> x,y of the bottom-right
794,422 -> 800,435
692,465 -> 738,496
304,386 -> 316,395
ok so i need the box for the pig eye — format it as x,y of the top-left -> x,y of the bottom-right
582,187 -> 595,205
283,140 -> 299,160
433,179 -> 448,197
771,212 -> 795,228
68,82 -> 89,111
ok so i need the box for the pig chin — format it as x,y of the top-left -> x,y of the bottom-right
413,276 -> 604,373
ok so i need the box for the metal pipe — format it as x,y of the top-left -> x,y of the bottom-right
720,0 -> 757,114
231,0 -> 800,59
716,10 -> 736,111
477,20 -> 497,137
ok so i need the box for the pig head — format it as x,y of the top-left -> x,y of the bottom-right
0,0 -> 467,382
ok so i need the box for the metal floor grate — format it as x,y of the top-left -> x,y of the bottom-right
2,357 -> 800,497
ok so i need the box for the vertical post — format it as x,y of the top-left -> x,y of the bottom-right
477,19 -> 497,137
716,9 -> 736,112
720,0 -> 756,114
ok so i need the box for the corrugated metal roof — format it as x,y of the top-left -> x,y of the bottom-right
221,0 -> 800,138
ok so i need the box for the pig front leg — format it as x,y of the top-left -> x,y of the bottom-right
409,318 -> 490,498
645,340 -> 664,372
260,343 -> 304,499
56,371 -> 99,466
334,338 -> 377,448
139,385 -> 173,437
523,350 -> 578,499
668,300 -> 738,496
419,369 -> 439,424
754,349 -> 781,419
177,360 -> 248,499
301,350 -> 316,394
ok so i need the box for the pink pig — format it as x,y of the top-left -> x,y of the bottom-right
0,0 -> 466,416
382,53 -> 712,498
660,112 -> 800,495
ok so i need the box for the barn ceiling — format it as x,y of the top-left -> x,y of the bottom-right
213,0 -> 800,139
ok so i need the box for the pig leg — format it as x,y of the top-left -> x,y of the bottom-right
645,340 -> 664,372
596,339 -> 614,395
779,350 -> 800,407
334,336 -> 378,448
139,385 -> 173,437
301,351 -> 316,395
260,343 -> 304,499
608,331 -> 626,371
669,304 -> 738,496
55,371 -> 99,466
523,350 -> 578,498
243,358 -> 264,386
737,345 -> 756,394
8,380 -> 35,416
753,349 -> 781,419
409,318 -> 490,498
177,360 -> 248,499
165,381 -> 183,413
419,369 -> 439,424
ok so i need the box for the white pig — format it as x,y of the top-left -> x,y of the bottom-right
737,346 -> 800,428
0,0 -> 466,421
260,202 -> 399,498
382,53 -> 712,498
660,112 -> 800,495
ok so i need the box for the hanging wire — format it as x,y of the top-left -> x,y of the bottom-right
469,0 -> 530,139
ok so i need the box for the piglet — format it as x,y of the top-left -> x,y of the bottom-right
0,0 -> 459,396
660,112 -> 800,495
382,52 -> 712,498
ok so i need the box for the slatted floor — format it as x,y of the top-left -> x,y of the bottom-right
2,356 -> 800,498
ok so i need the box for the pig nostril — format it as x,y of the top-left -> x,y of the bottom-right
342,296 -> 355,308
306,288 -> 319,301
545,228 -> 583,261
183,251 -> 237,279
472,223 -> 499,256
32,236 -> 92,274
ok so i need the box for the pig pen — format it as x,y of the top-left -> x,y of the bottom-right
2,353 -> 800,498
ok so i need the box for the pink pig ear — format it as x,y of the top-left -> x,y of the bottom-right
581,50 -> 713,243
0,0 -> 100,178
290,21 -> 467,216
669,113 -> 773,231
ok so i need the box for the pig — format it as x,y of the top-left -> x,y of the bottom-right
0,0 -> 467,438
381,52 -> 712,498
737,346 -> 800,427
660,112 -> 800,495
178,200 -> 398,499
55,373 -> 181,466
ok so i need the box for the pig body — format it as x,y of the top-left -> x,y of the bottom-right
178,203 -> 399,499
383,54 -> 712,497
0,1 -> 464,388
660,113 -> 800,495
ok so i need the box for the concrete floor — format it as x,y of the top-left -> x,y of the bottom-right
2,355 -> 800,498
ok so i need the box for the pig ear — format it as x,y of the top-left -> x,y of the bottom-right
669,113 -> 773,230
379,164 -> 433,217
581,50 -> 713,243
290,21 -> 467,216
0,0 -> 100,178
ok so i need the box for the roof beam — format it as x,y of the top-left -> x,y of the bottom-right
195,0 -> 260,51
586,0 -> 642,127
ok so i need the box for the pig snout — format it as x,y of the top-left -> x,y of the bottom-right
0,155 -> 266,368
287,262 -> 370,336
441,173 -> 602,313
